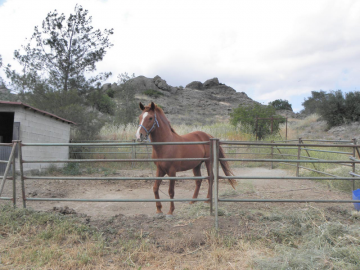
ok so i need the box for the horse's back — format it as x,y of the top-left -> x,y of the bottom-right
181,131 -> 212,142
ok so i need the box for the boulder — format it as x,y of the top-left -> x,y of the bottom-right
203,78 -> 219,89
153,75 -> 171,92
127,76 -> 159,93
186,81 -> 203,90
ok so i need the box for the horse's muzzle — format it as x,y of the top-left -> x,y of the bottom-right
137,133 -> 148,142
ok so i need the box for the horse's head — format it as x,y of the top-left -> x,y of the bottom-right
136,102 -> 159,142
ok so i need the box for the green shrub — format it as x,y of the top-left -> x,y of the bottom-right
87,89 -> 116,115
302,90 -> 360,128
143,89 -> 164,98
301,90 -> 327,115
230,103 -> 284,140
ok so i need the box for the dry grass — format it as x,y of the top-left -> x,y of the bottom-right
1,202 -> 359,269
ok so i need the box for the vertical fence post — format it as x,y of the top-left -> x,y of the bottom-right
271,140 -> 274,169
212,139 -> 220,230
255,117 -> 258,141
285,118 -> 288,141
300,138 -> 317,171
12,141 -> 16,208
131,139 -> 135,168
209,139 -> 214,215
18,141 -> 26,208
352,138 -> 356,191
296,138 -> 301,177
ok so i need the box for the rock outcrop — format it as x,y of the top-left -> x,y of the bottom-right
203,78 -> 220,89
106,75 -> 258,125
153,75 -> 171,92
185,81 -> 203,90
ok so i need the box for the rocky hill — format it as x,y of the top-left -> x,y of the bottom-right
103,76 -> 258,125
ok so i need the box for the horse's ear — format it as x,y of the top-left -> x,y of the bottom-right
139,102 -> 145,111
150,102 -> 156,111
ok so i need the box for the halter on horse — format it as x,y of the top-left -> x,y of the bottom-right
136,102 -> 236,216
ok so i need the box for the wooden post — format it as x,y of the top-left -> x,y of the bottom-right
296,138 -> 301,177
271,117 -> 273,135
255,117 -> 258,141
271,140 -> 274,169
285,118 -> 288,141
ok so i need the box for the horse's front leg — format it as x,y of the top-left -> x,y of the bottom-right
167,170 -> 176,216
205,161 -> 212,204
190,164 -> 202,204
153,168 -> 165,215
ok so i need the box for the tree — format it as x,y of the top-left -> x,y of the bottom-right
3,6 -> 115,139
87,89 -> 116,115
269,99 -> 292,111
5,5 -> 113,93
230,103 -> 283,140
317,90 -> 360,128
301,90 -> 327,115
344,91 -> 360,122
113,73 -> 138,127
0,55 -> 16,101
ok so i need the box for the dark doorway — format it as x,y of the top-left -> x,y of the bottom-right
0,112 -> 15,174
0,112 -> 14,143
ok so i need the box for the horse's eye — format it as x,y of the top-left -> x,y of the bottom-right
149,117 -> 153,120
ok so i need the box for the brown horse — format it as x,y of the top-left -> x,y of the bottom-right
136,102 -> 236,216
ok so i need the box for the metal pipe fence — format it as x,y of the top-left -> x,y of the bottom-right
0,142 -> 17,206
2,138 -> 360,230
213,139 -> 360,229
221,138 -> 359,178
17,141 -> 212,209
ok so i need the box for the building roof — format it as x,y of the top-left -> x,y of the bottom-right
0,101 -> 76,124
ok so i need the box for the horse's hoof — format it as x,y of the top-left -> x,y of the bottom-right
204,200 -> 211,204
155,213 -> 164,219
189,201 -> 196,205
166,214 -> 174,219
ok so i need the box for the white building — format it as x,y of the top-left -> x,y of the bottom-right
0,101 -> 74,172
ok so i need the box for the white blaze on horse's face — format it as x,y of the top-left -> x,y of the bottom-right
136,112 -> 148,141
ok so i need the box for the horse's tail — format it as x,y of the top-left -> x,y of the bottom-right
219,145 -> 237,189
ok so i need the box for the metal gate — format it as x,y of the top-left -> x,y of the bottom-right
0,122 -> 19,174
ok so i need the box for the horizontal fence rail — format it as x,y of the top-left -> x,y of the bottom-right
22,158 -> 209,163
25,176 -> 209,180
23,141 -> 210,146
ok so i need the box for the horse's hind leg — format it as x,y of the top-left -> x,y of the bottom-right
153,168 -> 165,215
190,164 -> 202,204
167,169 -> 176,216
167,179 -> 176,216
205,160 -> 212,204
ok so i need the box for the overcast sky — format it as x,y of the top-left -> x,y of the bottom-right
1,0 -> 359,112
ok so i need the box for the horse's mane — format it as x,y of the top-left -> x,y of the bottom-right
144,103 -> 177,134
